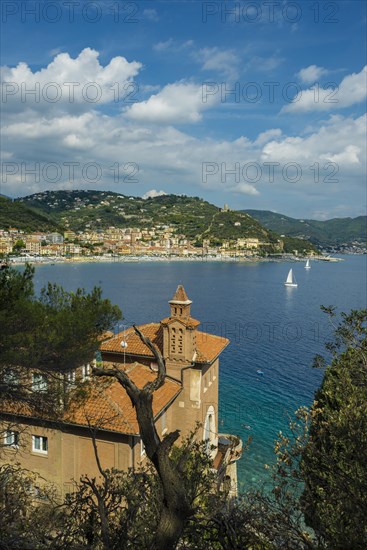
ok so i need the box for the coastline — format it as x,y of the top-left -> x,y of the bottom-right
6,253 -> 347,266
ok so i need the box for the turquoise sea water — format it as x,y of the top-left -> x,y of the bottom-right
32,256 -> 366,490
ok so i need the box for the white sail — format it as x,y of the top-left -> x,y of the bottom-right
285,268 -> 298,287
305,259 -> 311,269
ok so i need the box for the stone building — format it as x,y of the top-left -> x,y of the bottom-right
1,286 -> 242,498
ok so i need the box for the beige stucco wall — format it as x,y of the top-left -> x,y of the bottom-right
0,419 -> 142,499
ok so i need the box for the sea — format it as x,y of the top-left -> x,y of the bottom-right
31,255 -> 366,491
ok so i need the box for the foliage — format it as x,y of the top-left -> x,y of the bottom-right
245,209 -> 367,247
16,190 -> 316,252
22,434 -> 218,550
0,196 -> 60,233
0,264 -> 121,423
301,308 -> 367,549
0,463 -> 59,549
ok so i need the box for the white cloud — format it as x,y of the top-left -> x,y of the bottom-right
1,50 -> 365,212
1,48 -> 142,111
283,66 -> 367,113
153,39 -> 174,52
297,65 -> 329,84
246,55 -> 284,72
322,145 -> 361,165
143,189 -> 167,199
255,129 -> 282,146
126,82 -> 217,124
232,183 -> 260,196
194,47 -> 241,80
153,39 -> 193,52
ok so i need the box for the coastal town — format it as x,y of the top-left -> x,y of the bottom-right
0,225 -> 284,260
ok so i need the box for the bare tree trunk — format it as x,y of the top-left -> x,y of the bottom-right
94,325 -> 193,550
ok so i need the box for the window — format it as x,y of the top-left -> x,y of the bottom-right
161,411 -> 167,435
4,430 -> 19,447
66,370 -> 76,386
32,373 -> 47,392
82,364 -> 91,381
3,370 -> 19,385
32,435 -> 48,454
140,438 -> 146,457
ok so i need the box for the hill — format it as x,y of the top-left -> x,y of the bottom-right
245,210 -> 367,247
15,190 -> 316,253
0,196 -> 61,232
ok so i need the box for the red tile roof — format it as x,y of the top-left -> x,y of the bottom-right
1,366 -> 181,436
101,324 -> 229,364
65,363 -> 181,434
195,332 -> 229,363
101,323 -> 163,357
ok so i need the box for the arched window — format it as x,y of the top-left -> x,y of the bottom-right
203,405 -> 216,454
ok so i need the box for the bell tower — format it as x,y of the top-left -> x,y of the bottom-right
161,285 -> 199,367
169,285 -> 192,319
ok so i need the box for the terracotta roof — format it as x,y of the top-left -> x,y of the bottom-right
1,365 -> 181,436
101,324 -> 163,357
169,285 -> 192,304
101,323 -> 229,364
65,363 -> 181,435
195,332 -> 229,363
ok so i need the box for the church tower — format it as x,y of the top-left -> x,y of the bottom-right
161,285 -> 199,367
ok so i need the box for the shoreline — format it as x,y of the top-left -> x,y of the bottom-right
5,254 -> 348,266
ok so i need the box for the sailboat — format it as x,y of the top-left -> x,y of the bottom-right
284,268 -> 297,287
305,259 -> 311,269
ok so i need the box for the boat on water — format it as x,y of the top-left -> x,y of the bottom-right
305,259 -> 311,269
256,369 -> 264,375
284,268 -> 298,287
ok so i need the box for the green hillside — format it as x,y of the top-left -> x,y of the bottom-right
0,196 -> 61,232
15,190 -> 317,253
245,210 -> 367,246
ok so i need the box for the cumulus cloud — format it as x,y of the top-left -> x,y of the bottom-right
2,109 -> 365,200
126,82 -> 217,124
143,189 -> 167,199
255,129 -> 282,146
297,65 -> 329,84
283,66 -> 367,113
1,49 -> 365,214
1,48 -> 142,112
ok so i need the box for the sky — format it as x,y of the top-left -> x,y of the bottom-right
1,0 -> 366,219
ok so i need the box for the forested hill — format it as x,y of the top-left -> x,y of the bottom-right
12,190 -> 318,252
16,190 -> 270,242
245,210 -> 367,246
0,196 -> 60,232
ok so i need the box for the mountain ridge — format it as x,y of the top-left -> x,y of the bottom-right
244,209 -> 367,246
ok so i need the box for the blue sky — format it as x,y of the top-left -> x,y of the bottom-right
1,0 -> 366,218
